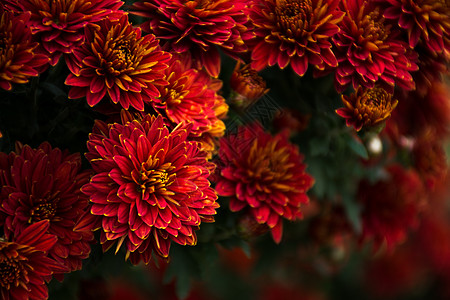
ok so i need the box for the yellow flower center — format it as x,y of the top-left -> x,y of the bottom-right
28,200 -> 57,223
356,87 -> 396,125
275,0 -> 312,36
0,255 -> 22,290
246,138 -> 295,193
360,8 -> 390,44
136,160 -> 176,197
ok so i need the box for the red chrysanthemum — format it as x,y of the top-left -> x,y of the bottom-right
0,7 -> 49,91
336,86 -> 398,132
151,53 -> 227,155
82,111 -> 219,264
5,0 -> 123,66
0,220 -> 67,300
378,0 -> 450,55
130,0 -> 252,77
385,80 -> 450,142
364,242 -> 426,299
412,44 -> 449,97
412,132 -> 448,190
357,164 -> 426,250
65,14 -> 171,111
215,124 -> 314,243
332,0 -> 418,92
248,0 -> 344,77
0,142 -> 94,274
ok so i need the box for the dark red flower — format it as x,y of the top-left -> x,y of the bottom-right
65,14 -> 171,111
5,0 -> 123,66
412,45 -> 449,97
364,242 -> 427,299
272,109 -> 311,136
336,86 -> 398,132
0,142 -> 94,274
130,0 -> 252,77
0,7 -> 49,90
215,124 -> 314,243
358,164 -> 425,250
151,53 -> 227,155
249,0 -> 344,77
0,220 -> 67,300
332,0 -> 418,92
385,80 -> 450,142
379,0 -> 450,55
82,111 -> 219,264
412,132 -> 448,190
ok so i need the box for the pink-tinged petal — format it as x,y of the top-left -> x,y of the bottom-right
383,6 -> 401,19
86,89 -> 106,107
90,75 -> 105,94
153,230 -> 171,257
290,56 -> 308,76
16,220 -> 52,249
135,223 -> 151,239
117,203 -> 130,224
68,86 -> 87,99
201,46 -> 221,77
229,197 -> 247,212
409,26 -> 421,48
65,74 -> 91,87
215,180 -> 236,196
253,205 -> 270,224
266,212 -> 280,228
320,48 -> 338,67
113,156 -> 133,175
270,220 -> 283,244
277,52 -> 290,69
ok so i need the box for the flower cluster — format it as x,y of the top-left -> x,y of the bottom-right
1,0 -> 450,299
81,111 -> 219,264
0,142 -> 93,298
216,124 -> 314,243
0,7 -> 49,91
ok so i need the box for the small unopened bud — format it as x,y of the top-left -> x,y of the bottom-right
230,61 -> 269,109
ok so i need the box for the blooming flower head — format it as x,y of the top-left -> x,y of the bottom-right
379,0 -> 450,56
0,7 -> 49,90
412,45 -> 449,97
385,80 -> 450,142
230,61 -> 269,108
412,132 -> 448,189
65,14 -> 171,111
130,0 -> 252,77
82,110 -> 219,264
215,124 -> 314,243
5,0 -> 124,66
0,220 -> 67,300
336,86 -> 398,132
249,0 -> 344,76
151,53 -> 228,154
0,142 -> 94,274
332,0 -> 418,92
358,164 -> 425,250
364,241 -> 426,299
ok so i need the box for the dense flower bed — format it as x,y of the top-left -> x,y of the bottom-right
0,0 -> 449,299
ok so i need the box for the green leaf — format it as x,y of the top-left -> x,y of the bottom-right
342,195 -> 362,234
307,158 -> 326,198
309,136 -> 330,156
347,136 -> 369,159
163,246 -> 198,300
